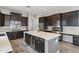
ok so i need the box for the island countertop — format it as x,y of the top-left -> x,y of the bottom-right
24,31 -> 61,40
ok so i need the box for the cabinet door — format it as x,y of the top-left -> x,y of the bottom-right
1,14 -> 5,26
25,33 -> 32,45
16,31 -> 23,39
73,35 -> 79,46
5,15 -> 10,26
21,17 -> 28,26
35,37 -> 45,53
10,12 -> 21,21
51,14 -> 61,25
0,13 -> 5,26
7,31 -> 23,40
0,13 -> 2,26
6,32 -> 15,40
46,16 -> 52,26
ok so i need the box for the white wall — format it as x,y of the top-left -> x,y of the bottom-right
28,14 -> 39,31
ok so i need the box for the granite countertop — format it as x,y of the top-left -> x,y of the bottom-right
0,32 -> 12,53
0,28 -> 26,32
24,31 -> 61,40
0,26 -> 28,32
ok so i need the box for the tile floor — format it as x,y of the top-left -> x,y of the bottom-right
9,39 -> 79,53
9,39 -> 37,53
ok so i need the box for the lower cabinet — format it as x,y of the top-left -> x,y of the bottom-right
35,37 -> 45,53
25,33 -> 45,53
73,35 -> 79,46
25,33 -> 32,45
6,31 -> 23,40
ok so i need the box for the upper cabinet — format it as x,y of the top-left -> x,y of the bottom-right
10,12 -> 21,21
10,12 -> 28,26
62,11 -> 79,26
21,17 -> 28,26
4,14 -> 10,26
51,14 -> 61,25
45,16 -> 53,26
44,14 -> 61,28
0,13 -> 5,26
39,14 -> 61,30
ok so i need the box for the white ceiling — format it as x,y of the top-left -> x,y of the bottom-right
0,6 -> 79,17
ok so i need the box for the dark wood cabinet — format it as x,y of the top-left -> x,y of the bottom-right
0,13 -> 5,26
7,31 -> 23,40
73,35 -> 79,46
21,17 -> 28,26
10,12 -> 21,21
25,33 -> 32,45
25,33 -> 45,53
16,31 -> 23,39
35,37 -> 45,53
51,14 -> 61,25
4,14 -> 10,26
39,17 -> 53,29
45,14 -> 59,26
45,16 -> 53,26
10,12 -> 28,26
62,11 -> 79,26
39,14 -> 61,29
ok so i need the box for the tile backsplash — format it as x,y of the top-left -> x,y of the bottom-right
47,26 -> 53,31
63,26 -> 79,34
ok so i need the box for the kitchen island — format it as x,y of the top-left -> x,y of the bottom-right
24,31 -> 61,53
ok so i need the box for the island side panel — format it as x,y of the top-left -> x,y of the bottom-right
47,37 -> 59,53
45,40 -> 48,53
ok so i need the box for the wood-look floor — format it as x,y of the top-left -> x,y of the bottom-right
60,42 -> 79,53
9,39 -> 79,53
